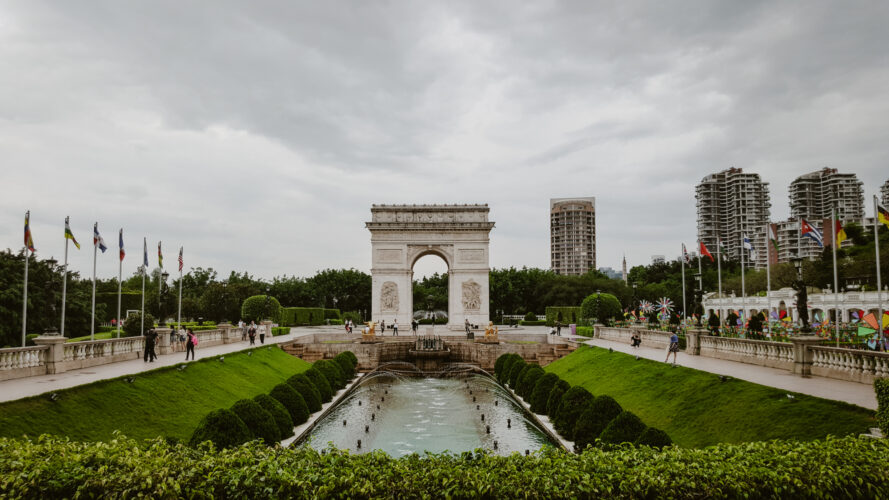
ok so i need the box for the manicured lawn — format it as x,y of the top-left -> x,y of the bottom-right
545,345 -> 875,448
506,340 -> 538,345
67,331 -> 114,342
0,347 -> 311,443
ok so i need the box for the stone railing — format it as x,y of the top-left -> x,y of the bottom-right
61,336 -> 145,371
697,336 -> 794,370
810,346 -> 889,385
595,326 -> 673,350
0,346 -> 49,382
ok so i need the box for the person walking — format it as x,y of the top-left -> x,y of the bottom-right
259,323 -> 266,344
392,319 -> 398,336
631,331 -> 641,348
240,320 -> 247,342
178,326 -> 187,352
185,328 -> 197,361
556,321 -> 562,336
665,332 -> 679,365
169,328 -> 177,352
248,322 -> 256,345
411,319 -> 418,335
380,320 -> 386,335
143,329 -> 158,363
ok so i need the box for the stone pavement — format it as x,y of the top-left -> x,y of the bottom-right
585,338 -> 878,410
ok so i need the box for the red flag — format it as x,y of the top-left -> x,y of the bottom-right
699,241 -> 714,262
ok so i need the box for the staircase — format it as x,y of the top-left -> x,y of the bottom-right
534,343 -> 576,366
281,343 -> 326,363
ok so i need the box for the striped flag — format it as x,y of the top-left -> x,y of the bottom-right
65,217 -> 81,249
143,237 -> 149,268
93,223 -> 107,253
119,229 -> 125,261
178,247 -> 183,272
158,242 -> 164,268
835,218 -> 847,247
878,203 -> 889,229
24,211 -> 35,252
800,218 -> 823,247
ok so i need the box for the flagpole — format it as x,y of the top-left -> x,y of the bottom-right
141,237 -> 147,336
875,196 -> 884,346
91,223 -> 98,341
177,247 -> 183,328
681,247 -> 687,323
831,210 -> 840,347
697,244 -> 703,325
765,223 -> 772,334
717,237 -> 723,326
117,229 -> 123,339
797,217 -> 803,331
61,218 -> 70,338
22,246 -> 29,347
741,232 -> 747,335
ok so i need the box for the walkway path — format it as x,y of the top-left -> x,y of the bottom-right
585,338 -> 878,410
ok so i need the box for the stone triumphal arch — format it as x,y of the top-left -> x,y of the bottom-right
366,204 -> 495,329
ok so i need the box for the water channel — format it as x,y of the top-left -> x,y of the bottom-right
297,365 -> 559,457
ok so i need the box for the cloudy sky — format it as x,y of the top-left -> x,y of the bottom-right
2,1 -> 888,281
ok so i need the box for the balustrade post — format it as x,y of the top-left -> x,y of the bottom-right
686,328 -> 704,356
219,323 -> 234,344
790,336 -> 821,378
155,328 -> 173,355
33,334 -> 67,375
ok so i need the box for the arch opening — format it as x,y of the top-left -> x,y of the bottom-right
412,253 -> 449,322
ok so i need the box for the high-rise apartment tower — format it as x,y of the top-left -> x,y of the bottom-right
789,167 -> 864,223
881,179 -> 889,207
550,197 -> 596,275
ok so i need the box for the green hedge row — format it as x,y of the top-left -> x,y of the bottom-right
2,435 -> 887,498
520,320 -> 547,326
279,307 -> 325,326
189,351 -> 358,449
494,353 -> 671,450
545,307 -> 582,326
271,327 -> 290,336
877,378 -> 889,436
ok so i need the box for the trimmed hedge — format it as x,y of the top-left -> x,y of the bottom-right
271,327 -> 290,336
497,354 -> 521,384
580,293 -> 622,323
241,295 -> 282,323
876,378 -> 889,437
188,408 -> 251,449
494,353 -> 510,379
304,368 -> 333,403
230,399 -> 280,446
599,411 -> 647,446
269,384 -> 310,425
520,320 -> 547,326
554,386 -> 594,440
340,351 -> 358,367
573,395 -> 623,450
545,306 -> 582,326
314,360 -> 345,390
286,374 -> 322,413
546,380 -> 571,419
323,309 -> 342,320
517,365 -> 544,400
5,435 -> 889,497
280,307 -> 326,326
253,394 -> 294,439
333,353 -> 356,380
507,359 -> 527,388
529,373 -> 560,414
635,427 -> 672,449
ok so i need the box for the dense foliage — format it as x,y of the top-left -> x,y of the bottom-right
877,378 -> 889,436
230,399 -> 281,446
516,365 -> 544,400
304,368 -> 333,403
187,409 -> 251,449
496,354 -> 521,384
3,435 -> 888,498
314,359 -> 345,390
572,395 -> 623,449
333,352 -> 356,380
528,373 -> 559,414
554,386 -> 594,439
598,411 -> 647,446
253,394 -> 294,439
546,380 -> 570,419
286,374 -> 322,412
634,427 -> 672,449
545,306 -> 582,326
580,292 -> 622,324
241,295 -> 283,323
122,312 -> 155,337
507,358 -> 527,388
269,384 -> 310,425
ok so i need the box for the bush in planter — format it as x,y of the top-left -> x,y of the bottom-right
286,373 -> 322,413
598,411 -> 647,446
269,383 -> 310,425
304,368 -> 333,403
254,393 -> 294,439
876,378 -> 889,437
507,359 -> 527,388
573,395 -> 623,450
634,427 -> 672,449
230,399 -> 281,446
240,295 -> 282,323
546,379 -> 571,419
554,386 -> 594,440
123,312 -> 155,337
517,365 -> 544,400
189,408 -> 251,448
314,360 -> 345,390
529,373 -> 560,414
333,353 -> 356,380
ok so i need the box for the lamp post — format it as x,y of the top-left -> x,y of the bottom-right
264,286 -> 271,321
791,254 -> 810,334
632,282 -> 638,323
693,272 -> 703,326
595,289 -> 602,325
220,282 -> 227,323
158,271 -> 169,326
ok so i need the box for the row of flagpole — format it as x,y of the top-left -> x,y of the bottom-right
19,212 -> 185,346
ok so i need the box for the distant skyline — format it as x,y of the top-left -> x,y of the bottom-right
2,2 -> 888,280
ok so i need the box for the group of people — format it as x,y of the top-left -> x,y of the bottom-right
343,319 -> 423,335
143,327 -> 199,363
237,320 -> 267,345
548,321 -> 563,336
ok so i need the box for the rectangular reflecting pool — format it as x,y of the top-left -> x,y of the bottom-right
296,370 -> 559,457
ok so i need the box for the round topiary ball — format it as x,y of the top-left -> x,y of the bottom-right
580,293 -> 622,324
517,365 -> 544,400
230,398 -> 281,446
254,393 -> 294,439
339,350 -> 358,368
529,373 -> 560,414
598,411 -> 647,446
634,427 -> 672,449
240,295 -> 283,323
546,380 -> 571,419
573,395 -> 623,450
269,383 -> 310,425
304,368 -> 333,403
554,386 -> 594,440
189,408 -> 251,449
287,373 -> 322,412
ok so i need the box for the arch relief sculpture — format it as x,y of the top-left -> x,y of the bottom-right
381,281 -> 399,312
462,280 -> 481,311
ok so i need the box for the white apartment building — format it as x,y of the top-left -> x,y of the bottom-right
696,168 -> 771,265
550,197 -> 596,275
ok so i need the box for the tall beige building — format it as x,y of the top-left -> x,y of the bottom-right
550,197 -> 596,275
695,168 -> 771,264
881,179 -> 889,207
789,167 -> 864,223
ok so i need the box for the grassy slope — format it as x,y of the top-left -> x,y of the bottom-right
545,345 -> 874,448
0,347 -> 310,442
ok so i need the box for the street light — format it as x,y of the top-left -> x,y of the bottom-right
264,286 -> 271,321
159,271 -> 169,326
220,282 -> 228,323
693,272 -> 703,326
595,289 -> 602,325
790,254 -> 810,333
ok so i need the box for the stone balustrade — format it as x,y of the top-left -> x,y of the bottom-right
698,336 -> 794,370
810,346 -> 889,385
595,326 -> 673,350
0,346 -> 49,381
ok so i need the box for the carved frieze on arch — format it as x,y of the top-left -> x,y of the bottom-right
462,279 -> 481,311
381,281 -> 399,311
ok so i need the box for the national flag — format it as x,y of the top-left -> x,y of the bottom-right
24,211 -> 35,252
93,223 -> 107,253
64,217 -> 81,249
178,247 -> 183,272
119,229 -> 125,261
158,242 -> 163,268
834,218 -> 847,247
768,224 -> 779,252
742,235 -> 753,251
699,241 -> 714,262
143,237 -> 149,268
800,218 -> 823,247
878,203 -> 889,229
681,243 -> 690,264
718,237 -> 728,261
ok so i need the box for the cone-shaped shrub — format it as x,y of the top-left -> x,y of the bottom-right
315,360 -> 345,390
494,354 -> 511,379
340,350 -> 358,367
304,368 -> 333,403
517,365 -> 544,400
529,373 -> 560,414
573,395 -> 623,450
189,408 -> 251,449
333,353 -> 355,380
269,383 -> 310,425
546,380 -> 571,419
287,373 -> 322,412
230,399 -> 280,445
634,427 -> 672,449
554,386 -> 594,440
599,411 -> 647,446
254,393 -> 294,439
514,364 -> 532,391
498,354 -> 521,384
507,359 -> 527,388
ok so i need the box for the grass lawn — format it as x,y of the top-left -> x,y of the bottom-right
321,340 -> 355,344
506,340 -> 538,345
0,347 -> 311,443
545,345 -> 875,448
67,331 -> 114,342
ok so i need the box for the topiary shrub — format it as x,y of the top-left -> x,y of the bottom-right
580,293 -> 622,324
315,360 -> 345,390
494,354 -> 511,379
189,408 -> 251,449
876,378 -> 889,437
333,353 -> 355,380
573,395 -> 623,450
513,364 -> 532,392
529,373 -> 560,414
517,365 -> 544,400
554,386 -> 594,440
634,427 -> 672,449
340,350 -> 358,368
498,354 -> 521,384
123,312 -> 155,337
507,359 -> 527,388
304,368 -> 333,403
254,393 -> 294,439
598,411 -> 647,446
240,295 -> 283,323
230,399 -> 281,446
546,380 -> 571,419
269,383 -> 310,425
524,311 -> 537,322
287,373 -> 322,413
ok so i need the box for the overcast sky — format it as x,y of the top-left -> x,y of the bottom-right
2,1 -> 888,281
